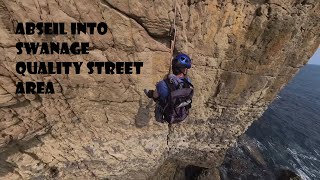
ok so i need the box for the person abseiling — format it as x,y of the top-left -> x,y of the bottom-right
144,53 -> 194,124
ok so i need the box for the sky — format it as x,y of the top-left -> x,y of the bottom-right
308,48 -> 320,65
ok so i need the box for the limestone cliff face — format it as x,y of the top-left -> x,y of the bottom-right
0,0 -> 319,179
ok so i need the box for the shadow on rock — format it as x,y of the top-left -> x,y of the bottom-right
135,99 -> 153,128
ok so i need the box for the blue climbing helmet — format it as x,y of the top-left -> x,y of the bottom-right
172,53 -> 192,69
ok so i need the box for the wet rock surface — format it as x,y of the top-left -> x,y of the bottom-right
0,0 -> 319,179
220,135 -> 302,180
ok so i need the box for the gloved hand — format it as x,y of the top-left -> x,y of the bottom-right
144,89 -> 154,99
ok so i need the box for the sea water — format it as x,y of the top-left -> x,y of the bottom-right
222,65 -> 320,179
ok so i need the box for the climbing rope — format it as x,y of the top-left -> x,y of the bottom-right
168,0 -> 177,74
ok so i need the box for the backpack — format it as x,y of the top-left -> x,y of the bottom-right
155,75 -> 194,124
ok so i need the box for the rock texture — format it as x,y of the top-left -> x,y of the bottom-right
220,134 -> 302,180
0,0 -> 319,179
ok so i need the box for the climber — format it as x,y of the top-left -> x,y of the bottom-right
144,53 -> 194,124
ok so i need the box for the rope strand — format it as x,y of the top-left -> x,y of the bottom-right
168,0 -> 177,74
